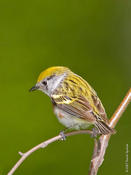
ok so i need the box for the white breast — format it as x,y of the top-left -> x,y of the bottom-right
54,106 -> 90,130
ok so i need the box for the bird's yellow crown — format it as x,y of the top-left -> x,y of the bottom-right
37,66 -> 70,82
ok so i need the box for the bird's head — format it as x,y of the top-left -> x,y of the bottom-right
29,66 -> 70,96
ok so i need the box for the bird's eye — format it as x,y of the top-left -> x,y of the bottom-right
42,81 -> 47,86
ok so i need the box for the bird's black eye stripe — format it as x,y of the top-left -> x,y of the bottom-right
42,81 -> 47,85
47,75 -> 55,80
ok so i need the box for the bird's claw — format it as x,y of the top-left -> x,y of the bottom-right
59,131 -> 66,141
91,127 -> 99,138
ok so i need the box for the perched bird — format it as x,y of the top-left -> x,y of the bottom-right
30,66 -> 115,136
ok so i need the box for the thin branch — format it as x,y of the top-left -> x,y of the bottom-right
89,88 -> 131,175
7,88 -> 131,175
7,130 -> 92,175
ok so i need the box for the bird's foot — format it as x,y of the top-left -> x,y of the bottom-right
59,131 -> 66,141
91,127 -> 99,138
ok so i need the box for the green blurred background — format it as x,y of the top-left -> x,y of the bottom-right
0,0 -> 130,174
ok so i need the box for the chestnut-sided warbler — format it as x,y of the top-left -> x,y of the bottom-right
30,66 -> 115,136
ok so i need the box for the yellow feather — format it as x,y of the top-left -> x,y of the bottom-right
37,66 -> 69,82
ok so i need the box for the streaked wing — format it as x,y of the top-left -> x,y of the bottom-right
52,96 -> 96,123
51,74 -> 108,123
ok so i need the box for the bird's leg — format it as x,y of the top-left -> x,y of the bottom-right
59,127 -> 71,141
59,126 -> 76,141
91,127 -> 100,138
59,130 -> 67,141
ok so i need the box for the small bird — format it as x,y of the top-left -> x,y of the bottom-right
30,66 -> 115,136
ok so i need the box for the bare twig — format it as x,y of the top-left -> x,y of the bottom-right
89,88 -> 131,175
7,88 -> 131,175
7,130 -> 92,175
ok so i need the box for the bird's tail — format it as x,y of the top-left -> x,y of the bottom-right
95,120 -> 116,135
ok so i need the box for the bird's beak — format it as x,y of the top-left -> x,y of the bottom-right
29,85 -> 39,92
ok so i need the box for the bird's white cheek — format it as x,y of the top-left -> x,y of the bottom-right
47,73 -> 66,93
